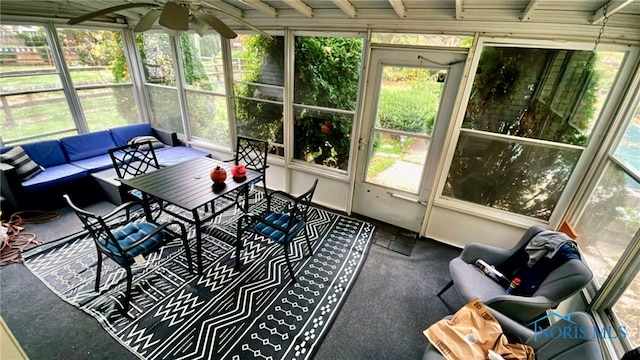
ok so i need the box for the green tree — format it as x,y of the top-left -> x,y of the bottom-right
233,35 -> 285,145
233,35 -> 363,169
179,33 -> 211,90
292,36 -> 363,170
445,47 -> 602,220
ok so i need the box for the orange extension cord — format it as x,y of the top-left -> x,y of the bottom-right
0,211 -> 59,266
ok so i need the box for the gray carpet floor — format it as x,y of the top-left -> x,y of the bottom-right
0,201 -> 464,360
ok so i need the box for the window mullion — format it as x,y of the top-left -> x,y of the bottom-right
284,28 -> 295,191
170,34 -> 192,141
222,37 -> 237,151
122,28 -> 151,123
47,22 -> 87,133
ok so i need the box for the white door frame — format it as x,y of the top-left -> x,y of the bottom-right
351,45 -> 467,232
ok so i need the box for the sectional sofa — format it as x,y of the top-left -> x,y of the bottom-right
0,123 -> 210,212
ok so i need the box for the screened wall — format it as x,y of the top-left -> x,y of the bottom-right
1,19 -> 640,356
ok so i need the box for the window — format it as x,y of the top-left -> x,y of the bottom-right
57,28 -> 139,131
576,162 -> 640,286
443,45 -> 624,220
611,273 -> 640,348
292,35 -> 363,171
179,33 -> 229,145
0,24 -> 75,144
231,34 -> 284,155
578,95 -> 640,355
138,32 -> 182,133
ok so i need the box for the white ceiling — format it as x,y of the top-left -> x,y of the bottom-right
1,0 -> 640,43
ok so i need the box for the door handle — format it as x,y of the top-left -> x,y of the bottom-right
358,138 -> 368,150
388,192 -> 427,205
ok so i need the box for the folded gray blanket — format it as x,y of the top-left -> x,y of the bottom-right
525,230 -> 578,267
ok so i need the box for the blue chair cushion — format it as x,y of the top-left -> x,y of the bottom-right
254,212 -> 305,244
100,222 -> 164,265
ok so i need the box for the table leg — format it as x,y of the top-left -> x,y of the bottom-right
243,184 -> 250,212
141,193 -> 152,221
192,209 -> 203,274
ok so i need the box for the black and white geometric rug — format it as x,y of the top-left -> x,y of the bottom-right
22,199 -> 375,360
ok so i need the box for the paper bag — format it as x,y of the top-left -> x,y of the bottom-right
423,298 -> 534,360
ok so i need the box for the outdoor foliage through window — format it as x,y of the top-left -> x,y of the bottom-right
138,32 -> 181,133
232,35 -> 284,152
444,46 -> 624,220
293,35 -> 363,170
577,100 -> 640,348
1,26 -> 135,139
58,28 -> 139,131
180,33 -> 229,145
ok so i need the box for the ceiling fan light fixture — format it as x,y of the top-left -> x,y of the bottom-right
190,15 -> 209,37
158,1 -> 189,31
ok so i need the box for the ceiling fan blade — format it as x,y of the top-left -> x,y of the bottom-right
134,9 -> 162,32
158,1 -> 190,31
200,5 -> 272,40
193,12 -> 237,39
67,3 -> 158,25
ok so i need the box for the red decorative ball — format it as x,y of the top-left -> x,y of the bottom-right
231,164 -> 247,179
210,166 -> 227,184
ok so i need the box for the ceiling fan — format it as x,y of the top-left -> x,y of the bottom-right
67,1 -> 271,39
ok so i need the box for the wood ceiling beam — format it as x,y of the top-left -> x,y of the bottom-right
238,0 -> 277,17
590,0 -> 635,24
520,0 -> 541,21
455,0 -> 463,19
200,0 -> 244,18
330,0 -> 357,18
388,0 -> 406,18
283,0 -> 313,18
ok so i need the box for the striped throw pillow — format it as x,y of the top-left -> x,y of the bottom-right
0,146 -> 44,181
127,136 -> 164,150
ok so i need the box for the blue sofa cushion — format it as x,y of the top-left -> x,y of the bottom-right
21,163 -> 87,192
21,140 -> 69,168
70,153 -> 115,172
155,146 -> 210,167
60,131 -> 116,162
110,123 -> 153,146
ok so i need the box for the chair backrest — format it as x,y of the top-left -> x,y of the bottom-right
235,136 -> 268,172
109,141 -> 160,179
533,258 -> 592,301
63,194 -> 125,257
499,226 -> 592,299
526,312 -> 604,359
290,179 -> 318,223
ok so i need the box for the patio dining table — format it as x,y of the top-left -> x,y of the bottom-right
121,156 -> 263,274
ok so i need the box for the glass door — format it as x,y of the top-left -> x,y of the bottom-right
352,47 -> 466,232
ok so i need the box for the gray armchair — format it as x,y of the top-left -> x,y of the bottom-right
438,225 -> 593,323
422,310 -> 605,360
